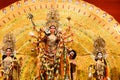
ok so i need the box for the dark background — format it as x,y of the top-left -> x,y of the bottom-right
0,0 -> 120,22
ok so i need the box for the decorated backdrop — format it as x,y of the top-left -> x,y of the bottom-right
0,0 -> 120,80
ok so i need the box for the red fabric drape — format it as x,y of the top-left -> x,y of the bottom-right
85,0 -> 120,22
0,0 -> 120,22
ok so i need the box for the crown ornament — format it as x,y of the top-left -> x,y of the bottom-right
46,9 -> 59,28
2,32 -> 15,52
93,36 -> 106,55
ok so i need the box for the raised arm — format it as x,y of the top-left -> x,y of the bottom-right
63,33 -> 73,40
62,26 -> 71,35
28,13 -> 40,33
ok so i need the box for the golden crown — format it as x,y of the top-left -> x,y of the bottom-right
2,32 -> 15,52
46,9 -> 59,28
93,36 -> 106,55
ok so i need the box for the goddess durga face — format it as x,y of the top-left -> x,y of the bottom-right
49,25 -> 56,34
